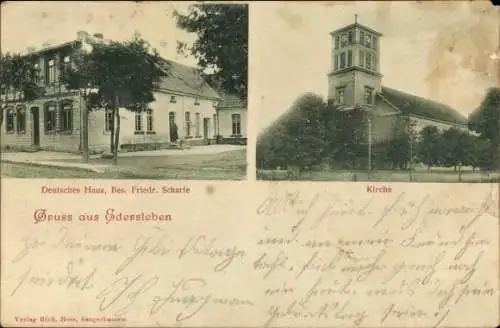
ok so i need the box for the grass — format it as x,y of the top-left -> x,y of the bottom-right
258,168 -> 500,183
2,149 -> 247,180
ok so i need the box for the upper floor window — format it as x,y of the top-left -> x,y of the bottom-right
44,102 -> 57,133
366,52 -> 372,70
359,31 -> 365,45
46,58 -> 57,85
5,107 -> 15,133
336,88 -> 345,105
339,52 -> 346,70
59,100 -> 73,132
213,114 -> 217,135
359,50 -> 365,67
334,54 -> 339,71
16,105 -> 26,133
364,86 -> 374,105
334,35 -> 340,49
33,63 -> 40,85
373,36 -> 378,50
61,56 -> 71,77
347,30 -> 353,44
232,114 -> 241,135
340,33 -> 348,47
364,34 -> 372,48
347,50 -> 353,67
146,109 -> 154,132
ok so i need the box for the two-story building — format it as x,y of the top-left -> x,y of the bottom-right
1,31 -> 225,153
327,18 -> 469,144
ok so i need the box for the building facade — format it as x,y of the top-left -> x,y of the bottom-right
327,20 -> 468,144
1,31 -> 226,153
215,90 -> 247,144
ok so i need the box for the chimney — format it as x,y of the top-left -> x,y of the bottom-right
27,47 -> 36,54
93,33 -> 103,40
77,30 -> 89,41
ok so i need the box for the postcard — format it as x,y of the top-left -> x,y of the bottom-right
1,1 -> 499,328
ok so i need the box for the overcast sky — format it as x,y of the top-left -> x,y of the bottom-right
1,1 -> 198,66
251,1 -> 499,131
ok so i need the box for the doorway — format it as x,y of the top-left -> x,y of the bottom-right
203,118 -> 209,139
30,107 -> 40,146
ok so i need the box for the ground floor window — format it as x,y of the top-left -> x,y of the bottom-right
59,100 -> 73,132
5,107 -> 15,133
213,114 -> 217,135
185,111 -> 191,137
105,109 -> 113,132
135,111 -> 143,132
232,113 -> 241,135
44,102 -> 57,133
195,112 -> 201,137
16,105 -> 26,133
146,109 -> 154,132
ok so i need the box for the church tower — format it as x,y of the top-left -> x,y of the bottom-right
327,16 -> 383,107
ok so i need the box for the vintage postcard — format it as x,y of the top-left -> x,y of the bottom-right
1,1 -> 499,328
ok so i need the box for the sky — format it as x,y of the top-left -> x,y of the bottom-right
251,1 -> 500,131
0,1 -> 199,66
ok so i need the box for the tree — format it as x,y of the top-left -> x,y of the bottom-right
382,115 -> 416,170
0,52 -> 45,125
440,127 -> 465,171
61,36 -> 167,165
174,4 -> 248,98
417,125 -> 442,172
468,87 -> 500,170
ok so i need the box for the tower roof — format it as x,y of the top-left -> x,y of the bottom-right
329,23 -> 383,37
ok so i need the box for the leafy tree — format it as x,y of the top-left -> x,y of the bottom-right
61,36 -> 167,165
381,115 -> 416,170
174,4 -> 248,98
470,137 -> 496,171
0,52 -> 45,125
468,87 -> 500,170
440,127 -> 465,170
417,125 -> 442,172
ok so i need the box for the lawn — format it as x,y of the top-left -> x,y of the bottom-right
258,168 -> 500,183
2,149 -> 247,180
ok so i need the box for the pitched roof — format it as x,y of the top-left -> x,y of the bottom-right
214,88 -> 247,109
378,86 -> 467,125
156,59 -> 221,100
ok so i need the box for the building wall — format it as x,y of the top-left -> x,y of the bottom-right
217,108 -> 247,138
1,93 -> 82,152
87,90 -> 218,151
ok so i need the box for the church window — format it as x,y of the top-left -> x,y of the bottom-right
372,54 -> 377,70
340,34 -> 348,47
334,54 -> 339,71
373,36 -> 378,50
336,88 -> 345,105
335,35 -> 340,49
347,31 -> 353,44
364,87 -> 374,105
339,52 -> 346,69
366,52 -> 372,70
360,31 -> 365,45
347,50 -> 353,67
359,50 -> 365,67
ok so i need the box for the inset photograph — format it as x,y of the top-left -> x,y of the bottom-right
255,2 -> 499,183
1,2 -> 247,180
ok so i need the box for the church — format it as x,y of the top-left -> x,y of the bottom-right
327,18 -> 468,144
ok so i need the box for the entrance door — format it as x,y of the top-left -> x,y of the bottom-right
203,118 -> 209,139
31,107 -> 40,146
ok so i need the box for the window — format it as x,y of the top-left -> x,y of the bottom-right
339,52 -> 346,69
146,109 -> 154,132
46,58 -> 56,85
347,50 -> 353,67
105,109 -> 113,132
59,101 -> 73,132
16,106 -> 26,133
33,63 -> 40,85
195,112 -> 201,137
232,114 -> 241,135
366,52 -> 372,70
44,102 -> 57,133
334,35 -> 340,49
135,111 -> 143,132
347,30 -> 353,44
336,88 -> 345,105
372,54 -> 377,71
340,33 -> 348,47
169,112 -> 175,126
334,54 -> 339,70
170,96 -> 177,103
5,107 -> 15,133
185,111 -> 191,137
373,36 -> 378,50
61,56 -> 71,77
213,114 -> 217,135
360,31 -> 365,45
364,87 -> 374,105
359,50 -> 365,67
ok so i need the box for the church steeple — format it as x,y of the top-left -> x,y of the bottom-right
327,17 -> 383,107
